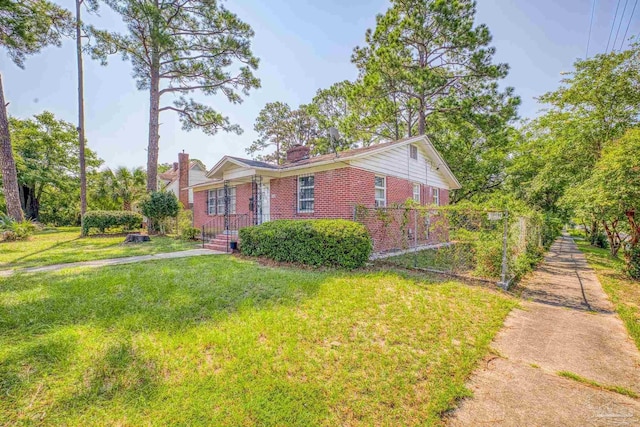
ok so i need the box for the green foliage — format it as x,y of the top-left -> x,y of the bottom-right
8,112 -> 102,223
240,219 -> 372,269
140,192 -> 180,234
181,227 -> 199,241
625,246 -> 640,280
91,166 -> 146,211
0,0 -> 73,68
590,232 -> 609,249
509,45 -> 640,218
81,210 -> 143,236
91,0 -> 260,137
0,213 -> 37,241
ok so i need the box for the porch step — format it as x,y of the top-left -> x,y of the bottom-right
204,243 -> 230,252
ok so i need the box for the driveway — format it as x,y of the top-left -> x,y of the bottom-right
448,234 -> 640,426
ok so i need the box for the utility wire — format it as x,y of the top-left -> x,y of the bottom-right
613,0 -> 630,50
586,0 -> 597,58
606,0 -> 623,53
620,0 -> 639,50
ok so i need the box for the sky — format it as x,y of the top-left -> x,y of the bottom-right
2,0 -> 638,170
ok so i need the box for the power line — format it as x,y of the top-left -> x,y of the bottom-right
620,0 -> 639,50
586,0 -> 597,58
606,0 -> 623,53
613,0 -> 630,50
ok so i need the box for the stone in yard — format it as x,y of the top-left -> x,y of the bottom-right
124,234 -> 151,243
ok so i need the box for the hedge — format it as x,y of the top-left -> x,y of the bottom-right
239,219 -> 372,269
82,210 -> 143,236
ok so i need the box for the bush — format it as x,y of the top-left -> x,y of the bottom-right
82,210 -> 143,236
240,219 -> 372,269
0,214 -> 37,241
590,232 -> 609,249
140,191 -> 180,234
625,246 -> 640,280
181,226 -> 200,240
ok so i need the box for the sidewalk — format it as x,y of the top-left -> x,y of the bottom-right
0,248 -> 222,278
448,234 -> 640,426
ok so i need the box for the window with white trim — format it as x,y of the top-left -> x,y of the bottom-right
413,183 -> 421,203
374,176 -> 386,207
207,187 -> 236,215
207,190 -> 216,215
409,144 -> 418,160
433,187 -> 440,206
297,174 -> 314,213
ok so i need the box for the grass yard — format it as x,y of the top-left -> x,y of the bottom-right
0,256 -> 516,426
573,237 -> 640,350
0,227 -> 198,270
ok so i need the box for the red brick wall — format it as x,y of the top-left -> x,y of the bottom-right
193,189 -> 208,229
192,165 -> 452,252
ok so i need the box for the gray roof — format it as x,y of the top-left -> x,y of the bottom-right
229,157 -> 278,169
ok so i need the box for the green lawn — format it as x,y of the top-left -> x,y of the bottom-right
0,227 -> 199,270
573,237 -> 640,350
0,256 -> 516,426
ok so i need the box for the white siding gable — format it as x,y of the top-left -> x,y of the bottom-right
350,143 -> 451,189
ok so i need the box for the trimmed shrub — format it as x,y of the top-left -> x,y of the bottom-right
181,226 -> 200,240
240,219 -> 372,269
140,191 -> 180,235
82,210 -> 143,236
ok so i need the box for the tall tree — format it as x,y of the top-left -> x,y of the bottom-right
75,0 -> 98,221
509,45 -> 640,216
351,0 -> 519,201
0,0 -> 72,220
247,102 -> 320,164
9,112 -> 101,220
92,0 -> 260,192
352,0 -> 513,135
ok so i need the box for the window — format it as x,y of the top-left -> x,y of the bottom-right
207,190 -> 216,215
413,183 -> 421,203
207,186 -> 236,215
433,188 -> 440,206
374,176 -> 386,207
298,175 -> 314,213
409,144 -> 418,160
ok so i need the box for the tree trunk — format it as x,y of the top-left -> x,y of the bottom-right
626,209 -> 639,247
147,67 -> 160,192
0,74 -> 25,221
146,3 -> 161,193
76,0 -> 88,221
602,220 -> 621,257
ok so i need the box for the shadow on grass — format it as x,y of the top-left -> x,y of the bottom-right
0,255 -> 326,414
2,237 -> 84,268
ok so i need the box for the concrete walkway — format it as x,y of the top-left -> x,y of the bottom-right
449,234 -> 640,426
0,249 -> 222,278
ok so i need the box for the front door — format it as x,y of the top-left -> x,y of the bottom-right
259,182 -> 270,224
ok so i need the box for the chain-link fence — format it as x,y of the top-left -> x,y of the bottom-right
354,206 -> 545,288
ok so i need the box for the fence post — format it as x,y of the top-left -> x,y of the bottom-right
202,225 -> 205,249
413,209 -> 418,268
499,210 -> 509,289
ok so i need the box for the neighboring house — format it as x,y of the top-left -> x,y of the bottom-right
191,135 -> 461,252
159,152 -> 208,209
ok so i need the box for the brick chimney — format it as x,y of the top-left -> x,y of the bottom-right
178,152 -> 189,208
286,144 -> 310,163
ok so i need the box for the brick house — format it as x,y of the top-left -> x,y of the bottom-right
191,135 -> 461,252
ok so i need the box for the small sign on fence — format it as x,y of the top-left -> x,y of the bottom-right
487,211 -> 504,221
